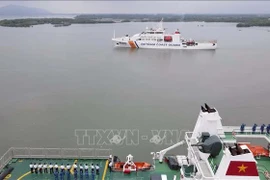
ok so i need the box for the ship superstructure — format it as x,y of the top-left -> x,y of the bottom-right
154,104 -> 270,180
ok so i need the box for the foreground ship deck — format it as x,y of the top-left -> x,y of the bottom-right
1,158 -> 181,180
1,104 -> 270,180
0,148 -> 181,180
1,148 -> 270,179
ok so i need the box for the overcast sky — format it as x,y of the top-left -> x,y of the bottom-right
0,1 -> 269,14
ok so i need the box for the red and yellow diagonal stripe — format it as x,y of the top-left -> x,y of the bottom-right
128,41 -> 137,48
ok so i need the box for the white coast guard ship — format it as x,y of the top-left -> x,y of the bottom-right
112,19 -> 217,50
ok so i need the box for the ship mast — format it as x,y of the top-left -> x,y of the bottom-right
157,18 -> 164,31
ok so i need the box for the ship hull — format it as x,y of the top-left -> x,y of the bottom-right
112,38 -> 217,50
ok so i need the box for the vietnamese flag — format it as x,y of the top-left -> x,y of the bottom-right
226,161 -> 259,176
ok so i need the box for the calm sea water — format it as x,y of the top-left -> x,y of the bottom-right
0,22 -> 270,161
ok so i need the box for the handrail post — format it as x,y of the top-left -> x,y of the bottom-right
10,147 -> 14,159
45,148 -> 48,159
27,147 -> 30,158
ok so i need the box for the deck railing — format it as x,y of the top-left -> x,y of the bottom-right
228,128 -> 270,143
233,129 -> 270,136
208,158 -> 218,174
0,147 -> 112,171
0,148 -> 13,172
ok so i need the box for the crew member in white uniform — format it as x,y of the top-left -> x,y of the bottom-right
79,164 -> 84,174
43,163 -> 48,173
74,163 -> 78,178
34,163 -> 38,174
54,163 -> 59,173
91,163 -> 95,173
84,164 -> 89,173
108,155 -> 113,162
38,163 -> 43,174
49,163 -> 53,174
95,164 -> 100,175
73,163 -> 77,172
66,163 -> 71,172
60,163 -> 65,173
66,163 -> 71,179
29,162 -> 33,173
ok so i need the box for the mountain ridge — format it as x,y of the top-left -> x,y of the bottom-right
0,5 -> 52,16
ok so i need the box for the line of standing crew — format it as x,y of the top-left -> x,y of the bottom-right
29,162 -> 100,179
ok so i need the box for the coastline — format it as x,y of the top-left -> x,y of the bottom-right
0,14 -> 269,28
